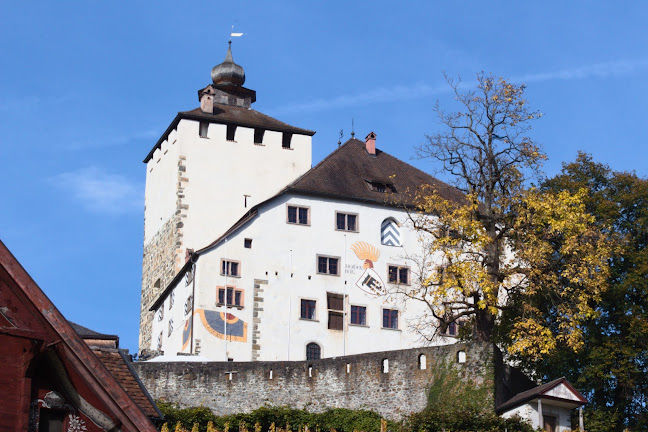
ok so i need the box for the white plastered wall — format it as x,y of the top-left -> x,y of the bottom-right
154,192 -> 458,361
144,128 -> 180,244
179,119 -> 312,254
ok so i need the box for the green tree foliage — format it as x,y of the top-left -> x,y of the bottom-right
516,153 -> 648,431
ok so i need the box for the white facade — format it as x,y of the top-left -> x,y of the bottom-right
143,118 -> 312,249
151,192 -> 457,361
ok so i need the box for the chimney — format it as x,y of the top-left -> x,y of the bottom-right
365,132 -> 376,155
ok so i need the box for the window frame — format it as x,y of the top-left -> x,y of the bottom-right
316,255 -> 341,276
220,259 -> 241,277
350,305 -> 367,326
217,286 -> 244,308
327,292 -> 345,331
387,264 -> 411,285
300,298 -> 317,321
382,308 -> 399,330
286,204 -> 310,226
335,211 -> 359,232
306,342 -> 321,360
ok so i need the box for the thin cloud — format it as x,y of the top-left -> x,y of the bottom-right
63,128 -> 160,151
50,167 -> 142,215
270,58 -> 648,115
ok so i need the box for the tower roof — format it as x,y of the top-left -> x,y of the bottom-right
211,41 -> 246,87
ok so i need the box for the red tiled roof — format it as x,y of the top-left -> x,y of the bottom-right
285,138 -> 465,207
93,349 -> 162,419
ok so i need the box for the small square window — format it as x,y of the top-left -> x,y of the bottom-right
199,122 -> 209,138
244,238 -> 252,249
287,205 -> 310,225
387,265 -> 410,285
221,259 -> 240,277
301,299 -> 316,320
317,256 -> 339,276
383,308 -> 398,329
335,212 -> 358,232
350,305 -> 366,326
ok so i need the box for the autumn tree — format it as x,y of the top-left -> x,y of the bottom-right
512,154 -> 648,431
390,74 -> 611,359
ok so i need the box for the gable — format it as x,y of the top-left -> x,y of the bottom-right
544,383 -> 583,401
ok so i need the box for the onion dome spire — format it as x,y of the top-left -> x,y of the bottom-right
211,41 -> 246,87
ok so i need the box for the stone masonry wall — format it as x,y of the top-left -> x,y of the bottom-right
133,343 -> 494,420
139,155 -> 189,351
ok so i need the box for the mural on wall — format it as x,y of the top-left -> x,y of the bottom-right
196,309 -> 248,342
350,241 -> 384,294
182,319 -> 192,351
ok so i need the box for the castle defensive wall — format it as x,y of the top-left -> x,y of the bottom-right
133,343 -> 525,420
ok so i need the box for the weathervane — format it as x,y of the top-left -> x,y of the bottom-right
351,118 -> 355,138
338,129 -> 343,147
230,25 -> 244,42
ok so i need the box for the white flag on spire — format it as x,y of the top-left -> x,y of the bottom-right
231,32 -> 244,37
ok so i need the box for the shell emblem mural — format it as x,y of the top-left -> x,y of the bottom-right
196,309 -> 248,342
350,241 -> 384,293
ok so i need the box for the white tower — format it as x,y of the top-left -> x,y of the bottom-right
139,43 -> 315,350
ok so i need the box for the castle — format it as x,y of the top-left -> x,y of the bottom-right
139,42 -> 464,362
135,44 -> 588,431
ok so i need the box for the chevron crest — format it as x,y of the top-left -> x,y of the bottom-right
381,219 -> 401,246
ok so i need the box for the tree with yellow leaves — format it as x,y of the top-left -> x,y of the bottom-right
399,73 -> 612,359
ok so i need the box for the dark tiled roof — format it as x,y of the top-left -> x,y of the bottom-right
285,138 -> 465,207
144,104 -> 315,162
496,377 -> 587,413
93,349 -> 163,419
68,321 -> 118,340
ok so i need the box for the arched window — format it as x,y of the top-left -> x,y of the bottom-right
306,343 -> 321,360
381,218 -> 401,247
418,354 -> 427,370
457,350 -> 466,364
382,358 -> 389,373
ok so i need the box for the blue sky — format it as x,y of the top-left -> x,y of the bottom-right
1,1 -> 647,354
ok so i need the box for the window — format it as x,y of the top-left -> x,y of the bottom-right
457,350 -> 466,364
336,212 -> 358,232
418,354 -> 427,370
254,128 -> 265,144
287,205 -> 309,225
157,331 -> 163,351
365,180 -> 396,193
381,218 -> 401,246
168,318 -> 174,336
447,322 -> 457,337
157,307 -> 164,322
244,238 -> 252,249
282,132 -> 293,149
301,299 -> 316,320
327,292 -> 344,330
383,308 -> 398,329
306,342 -> 321,360
317,255 -> 340,276
226,124 -> 237,141
39,408 -> 66,432
221,259 -> 240,277
218,286 -> 244,307
184,295 -> 193,315
199,121 -> 209,138
388,265 -> 410,285
350,305 -> 366,326
169,290 -> 175,309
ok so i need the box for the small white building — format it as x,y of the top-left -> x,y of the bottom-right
498,377 -> 587,432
